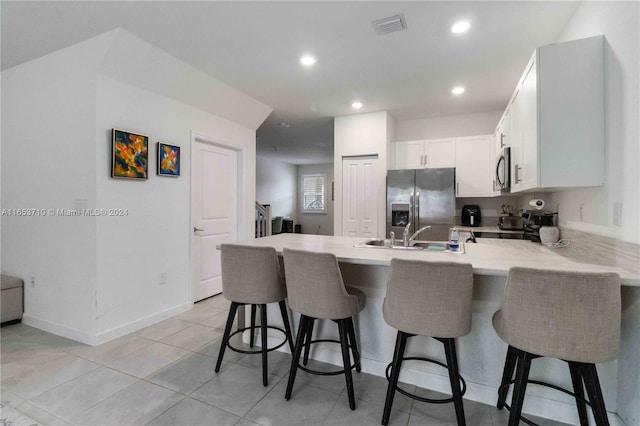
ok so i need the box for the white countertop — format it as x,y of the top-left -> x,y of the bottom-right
235,234 -> 639,286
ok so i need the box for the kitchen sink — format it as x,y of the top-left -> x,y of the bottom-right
355,239 -> 464,253
411,241 -> 465,253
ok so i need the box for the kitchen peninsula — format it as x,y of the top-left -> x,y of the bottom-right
235,233 -> 640,425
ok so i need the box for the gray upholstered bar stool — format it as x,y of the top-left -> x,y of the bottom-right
381,259 -> 474,426
282,248 -> 366,410
216,244 -> 294,386
493,267 -> 620,426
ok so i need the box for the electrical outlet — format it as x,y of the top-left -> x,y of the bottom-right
159,272 -> 168,285
30,276 -> 35,287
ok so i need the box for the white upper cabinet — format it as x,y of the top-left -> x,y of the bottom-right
507,35 -> 604,192
455,135 -> 494,197
394,138 -> 455,169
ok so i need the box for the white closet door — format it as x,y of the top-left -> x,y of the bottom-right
342,156 -> 378,238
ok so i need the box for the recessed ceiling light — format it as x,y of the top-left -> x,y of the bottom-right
352,101 -> 363,109
451,21 -> 471,34
278,122 -> 291,128
300,55 -> 316,66
452,87 -> 465,95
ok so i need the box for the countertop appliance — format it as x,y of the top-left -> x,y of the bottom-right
461,205 -> 481,227
387,168 -> 455,241
498,215 -> 524,230
522,210 -> 557,242
495,147 -> 511,192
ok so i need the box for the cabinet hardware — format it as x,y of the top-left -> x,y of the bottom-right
515,165 -> 522,183
194,227 -> 204,232
500,133 -> 506,148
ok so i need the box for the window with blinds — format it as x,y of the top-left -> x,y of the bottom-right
302,174 -> 325,213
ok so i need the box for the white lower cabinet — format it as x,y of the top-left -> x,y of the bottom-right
455,135 -> 494,197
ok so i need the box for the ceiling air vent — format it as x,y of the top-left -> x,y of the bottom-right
372,14 -> 407,35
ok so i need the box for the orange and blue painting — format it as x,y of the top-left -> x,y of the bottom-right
112,129 -> 148,179
157,142 -> 180,177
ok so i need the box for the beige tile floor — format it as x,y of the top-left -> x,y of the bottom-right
0,295 -> 569,426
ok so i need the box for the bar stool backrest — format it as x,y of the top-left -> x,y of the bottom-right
494,267 -> 620,363
220,244 -> 286,304
384,259 -> 474,338
283,248 -> 360,320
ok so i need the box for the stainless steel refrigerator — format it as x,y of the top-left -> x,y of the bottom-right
386,168 -> 455,241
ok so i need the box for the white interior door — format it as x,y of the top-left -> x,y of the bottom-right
342,156 -> 378,238
191,140 -> 238,302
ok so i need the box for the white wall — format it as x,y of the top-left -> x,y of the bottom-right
1,29 -> 268,344
334,111 -> 393,238
395,110 -> 503,141
1,32 -> 116,338
94,75 -> 258,338
256,156 -> 297,221
546,1 -> 639,244
297,164 -> 334,235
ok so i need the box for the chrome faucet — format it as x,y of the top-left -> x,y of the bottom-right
402,223 -> 432,247
389,231 -> 395,246
402,223 -> 411,247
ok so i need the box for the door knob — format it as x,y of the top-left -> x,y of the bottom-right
194,227 -> 204,232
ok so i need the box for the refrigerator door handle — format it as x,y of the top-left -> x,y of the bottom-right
409,192 -> 414,229
414,191 -> 420,227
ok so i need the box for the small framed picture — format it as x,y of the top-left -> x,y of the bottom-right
112,129 -> 148,180
157,142 -> 181,177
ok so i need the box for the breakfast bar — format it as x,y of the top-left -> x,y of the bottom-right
232,233 -> 640,425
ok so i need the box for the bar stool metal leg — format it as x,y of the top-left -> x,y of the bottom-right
442,338 -> 466,426
569,362 -> 589,426
581,363 -> 610,426
509,350 -> 533,426
278,300 -> 295,353
382,331 -> 408,425
338,319 -> 356,410
346,318 -> 361,372
250,304 -> 257,348
303,318 -> 315,366
216,302 -> 239,373
260,304 -> 269,386
285,315 -> 309,400
497,345 -> 518,410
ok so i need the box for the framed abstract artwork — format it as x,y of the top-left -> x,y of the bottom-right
111,129 -> 148,180
157,142 -> 181,177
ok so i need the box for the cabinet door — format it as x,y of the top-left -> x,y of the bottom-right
394,140 -> 424,169
455,135 -> 494,197
519,56 -> 538,191
424,138 -> 456,168
497,110 -> 509,151
509,85 -> 524,191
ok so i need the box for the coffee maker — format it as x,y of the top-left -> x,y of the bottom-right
461,205 -> 481,227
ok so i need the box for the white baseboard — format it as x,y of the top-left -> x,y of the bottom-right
22,302 -> 192,346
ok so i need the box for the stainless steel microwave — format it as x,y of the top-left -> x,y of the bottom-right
495,147 -> 511,191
